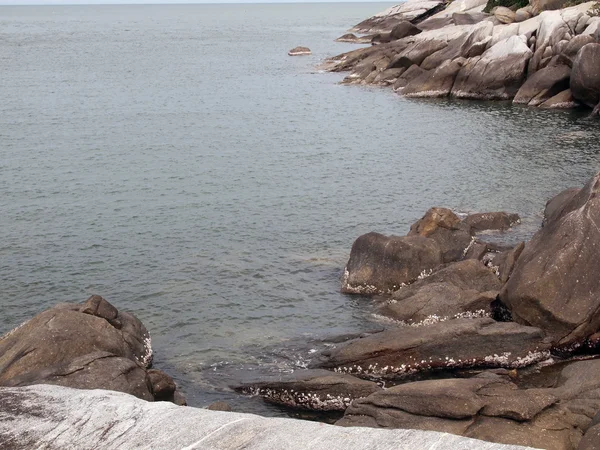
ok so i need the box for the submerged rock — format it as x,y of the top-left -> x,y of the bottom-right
464,211 -> 521,232
235,369 -> 381,411
315,318 -> 551,378
288,46 -> 311,56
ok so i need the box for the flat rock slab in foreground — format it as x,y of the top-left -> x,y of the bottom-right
0,384 -> 534,450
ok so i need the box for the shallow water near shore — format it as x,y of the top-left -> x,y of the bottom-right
2,2 -> 600,416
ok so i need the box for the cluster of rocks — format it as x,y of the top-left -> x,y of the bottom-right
323,0 -> 600,111
237,171 -> 600,449
0,295 -> 185,405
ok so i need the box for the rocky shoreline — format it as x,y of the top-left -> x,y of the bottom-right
3,172 -> 600,449
236,171 -> 600,450
321,0 -> 600,111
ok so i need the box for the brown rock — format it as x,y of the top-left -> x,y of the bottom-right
501,172 -> 600,346
380,259 -> 501,323
315,318 -> 550,378
408,207 -> 473,263
206,401 -> 232,411
513,65 -> 571,106
341,231 -> 443,295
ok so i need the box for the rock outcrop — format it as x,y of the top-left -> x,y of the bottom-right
341,231 -> 443,294
0,296 -> 184,404
327,1 -> 600,111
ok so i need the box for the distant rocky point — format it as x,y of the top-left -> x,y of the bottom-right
326,0 -> 600,111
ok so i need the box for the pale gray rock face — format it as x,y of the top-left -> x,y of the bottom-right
351,0 -> 446,33
0,384 -> 535,450
451,36 -> 533,100
495,7 -> 516,24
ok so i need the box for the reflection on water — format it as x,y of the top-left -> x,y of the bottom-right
1,2 -> 600,415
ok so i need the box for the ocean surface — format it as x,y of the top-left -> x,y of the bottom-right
2,2 -> 600,416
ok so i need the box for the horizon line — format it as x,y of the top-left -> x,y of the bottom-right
0,0 -> 394,5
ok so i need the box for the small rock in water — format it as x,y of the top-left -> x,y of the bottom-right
288,46 -> 311,56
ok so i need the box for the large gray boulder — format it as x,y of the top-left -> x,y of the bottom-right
513,65 -> 571,106
235,369 -> 381,411
452,36 -> 533,100
571,43 -> 600,109
380,259 -> 501,323
0,296 -> 182,404
501,172 -> 600,346
0,384 -> 535,449
341,231 -> 443,295
315,318 -> 551,378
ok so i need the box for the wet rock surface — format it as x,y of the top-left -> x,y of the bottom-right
235,369 -> 381,411
314,318 -> 551,378
0,296 -> 183,404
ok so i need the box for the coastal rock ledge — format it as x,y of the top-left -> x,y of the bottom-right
0,384 -> 533,449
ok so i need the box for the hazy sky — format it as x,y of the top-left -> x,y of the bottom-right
0,0 -> 386,4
